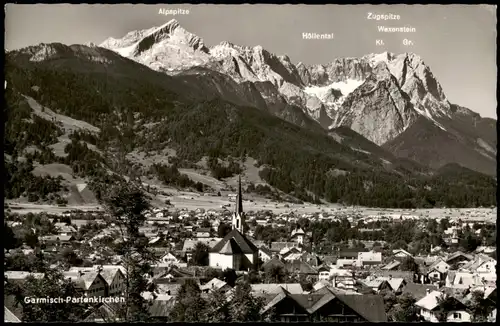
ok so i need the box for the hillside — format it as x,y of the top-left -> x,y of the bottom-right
384,115 -> 497,176
98,20 -> 497,176
4,43 -> 496,208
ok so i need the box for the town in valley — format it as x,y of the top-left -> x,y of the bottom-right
4,3 -> 497,324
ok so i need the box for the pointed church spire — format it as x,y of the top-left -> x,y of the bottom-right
235,174 -> 243,215
232,174 -> 244,233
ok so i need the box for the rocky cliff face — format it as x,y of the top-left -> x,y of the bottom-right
99,21 -> 453,142
95,20 -> 495,174
306,57 -> 373,85
332,62 -> 418,145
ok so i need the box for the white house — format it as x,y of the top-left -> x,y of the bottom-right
474,246 -> 496,255
63,271 -> 108,297
446,271 -> 494,289
461,256 -> 496,278
290,228 -> 305,245
415,290 -> 471,322
54,223 -> 77,236
256,219 -> 267,226
195,228 -> 211,238
159,253 -> 180,265
427,260 -> 451,281
258,246 -> 273,263
392,249 -> 413,259
100,268 -> 126,297
358,251 -> 382,266
335,277 -> 356,291
476,259 -> 496,275
313,280 -> 331,291
200,278 -> 232,294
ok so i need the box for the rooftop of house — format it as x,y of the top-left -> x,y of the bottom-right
83,301 -> 124,322
427,259 -> 450,274
382,260 -> 401,270
148,299 -> 176,318
258,246 -> 273,257
415,290 -> 467,311
54,223 -> 77,231
371,270 -> 414,282
285,260 -> 317,274
200,278 -> 229,291
415,290 -> 447,311
463,286 -> 496,303
4,306 -> 21,323
375,277 -> 406,291
251,283 -> 304,295
260,286 -> 387,322
63,271 -> 101,290
459,255 -> 496,272
156,283 -> 182,296
284,252 -> 303,261
270,242 -> 297,252
182,238 -> 222,252
290,228 -> 305,237
99,269 -> 122,286
402,283 -> 439,301
392,249 -> 413,256
222,238 -> 245,254
445,251 -> 474,263
261,257 -> 286,271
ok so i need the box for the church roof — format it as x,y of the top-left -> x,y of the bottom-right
219,239 -> 244,255
211,229 -> 258,254
235,174 -> 243,215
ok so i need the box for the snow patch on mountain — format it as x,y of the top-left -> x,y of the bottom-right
365,51 -> 394,66
100,19 -> 210,71
413,106 -> 447,131
305,79 -> 364,102
476,138 -> 496,155
97,20 -> 459,143
115,42 -> 138,57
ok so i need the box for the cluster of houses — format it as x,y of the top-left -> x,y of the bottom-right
4,177 -> 497,323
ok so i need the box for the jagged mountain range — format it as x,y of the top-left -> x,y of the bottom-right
96,19 -> 496,175
5,30 -> 497,208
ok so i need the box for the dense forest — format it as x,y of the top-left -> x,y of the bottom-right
4,159 -> 66,204
4,50 -> 497,208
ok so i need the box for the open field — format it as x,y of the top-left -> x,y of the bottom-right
6,158 -> 496,221
6,190 -> 496,223
6,202 -> 102,215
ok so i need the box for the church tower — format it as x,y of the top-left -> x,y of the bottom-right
232,175 -> 244,234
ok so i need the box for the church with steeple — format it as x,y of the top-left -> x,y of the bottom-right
209,175 -> 258,271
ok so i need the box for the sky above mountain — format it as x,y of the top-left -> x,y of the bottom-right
5,4 -> 497,119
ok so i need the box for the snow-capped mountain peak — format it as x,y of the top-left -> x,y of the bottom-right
159,18 -> 180,29
100,20 -> 211,72
97,21 -> 455,145
364,51 -> 395,66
